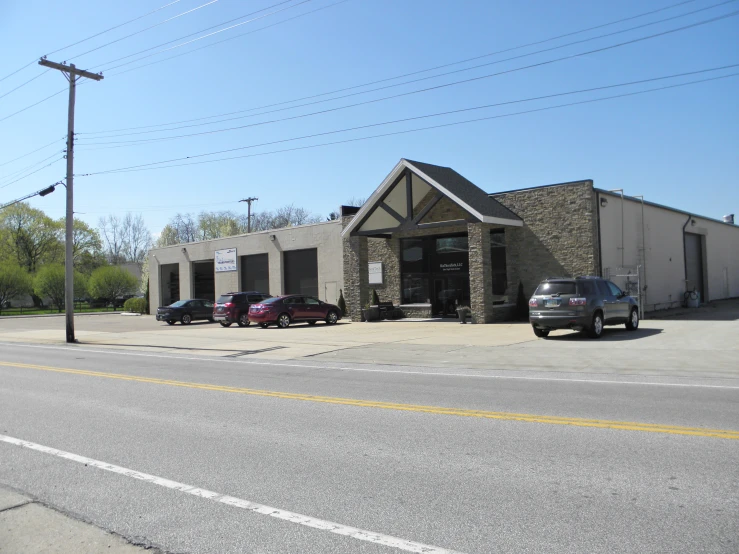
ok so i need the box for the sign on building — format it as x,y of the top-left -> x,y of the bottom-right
368,261 -> 383,284
215,248 -> 237,272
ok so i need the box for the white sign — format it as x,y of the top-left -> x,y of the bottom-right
215,248 -> 237,272
368,261 -> 383,285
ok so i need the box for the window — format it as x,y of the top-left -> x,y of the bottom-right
401,238 -> 427,274
304,297 -> 320,305
579,281 -> 597,297
534,281 -> 577,295
436,236 -> 468,254
217,295 -> 234,304
596,280 -> 611,296
606,281 -> 623,296
283,296 -> 303,305
247,295 -> 262,303
402,275 -> 429,304
490,230 -> 507,296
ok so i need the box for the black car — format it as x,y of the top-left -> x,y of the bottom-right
529,276 -> 639,338
156,299 -> 215,325
213,291 -> 270,327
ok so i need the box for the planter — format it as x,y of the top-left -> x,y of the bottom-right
362,306 -> 380,322
456,308 -> 471,324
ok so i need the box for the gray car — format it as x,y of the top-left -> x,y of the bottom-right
528,276 -> 639,339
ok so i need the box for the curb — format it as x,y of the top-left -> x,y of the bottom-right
0,311 -> 123,320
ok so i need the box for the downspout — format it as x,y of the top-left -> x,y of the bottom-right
682,213 -> 692,304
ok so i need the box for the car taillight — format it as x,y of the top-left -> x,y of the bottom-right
569,298 -> 587,306
528,299 -> 538,307
224,302 -> 234,308
252,304 -> 263,310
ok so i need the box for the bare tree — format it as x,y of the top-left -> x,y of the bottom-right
98,215 -> 125,264
122,213 -> 152,264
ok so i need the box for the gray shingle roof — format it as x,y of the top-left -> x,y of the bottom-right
403,159 -> 522,222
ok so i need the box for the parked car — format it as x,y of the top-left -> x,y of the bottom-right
528,276 -> 639,339
213,291 -> 270,327
156,299 -> 215,325
248,295 -> 342,328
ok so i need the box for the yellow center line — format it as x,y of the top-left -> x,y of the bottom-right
2,360 -> 738,440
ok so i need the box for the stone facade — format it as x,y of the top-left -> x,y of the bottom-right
493,180 -> 600,300
467,222 -> 495,323
341,216 -> 368,322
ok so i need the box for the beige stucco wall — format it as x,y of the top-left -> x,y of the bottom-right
598,191 -> 739,310
148,221 -> 344,311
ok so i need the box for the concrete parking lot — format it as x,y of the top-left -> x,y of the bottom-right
1,300 -> 737,379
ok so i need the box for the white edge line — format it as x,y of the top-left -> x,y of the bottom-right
0,433 -> 464,554
0,341 -> 737,390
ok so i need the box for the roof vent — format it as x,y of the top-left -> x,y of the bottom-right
723,214 -> 735,224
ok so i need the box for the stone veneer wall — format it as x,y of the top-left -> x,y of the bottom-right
492,180 -> 600,299
468,222 -> 494,323
342,215 -> 368,321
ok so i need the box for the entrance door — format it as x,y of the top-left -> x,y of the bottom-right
433,275 -> 469,316
685,233 -> 705,301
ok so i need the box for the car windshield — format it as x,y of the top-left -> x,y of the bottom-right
169,300 -> 188,307
216,295 -> 234,303
535,281 -> 577,295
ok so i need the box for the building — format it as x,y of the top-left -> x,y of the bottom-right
148,159 -> 738,321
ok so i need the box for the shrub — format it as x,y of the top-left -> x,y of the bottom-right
371,289 -> 380,306
123,297 -> 147,314
337,289 -> 347,316
88,266 -> 138,303
33,265 -> 88,312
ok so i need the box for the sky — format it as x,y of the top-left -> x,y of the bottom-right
1,0 -> 737,236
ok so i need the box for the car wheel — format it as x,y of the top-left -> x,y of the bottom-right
237,313 -> 251,327
166,320 -> 176,326
181,314 -> 192,325
277,313 -> 291,328
219,321 -> 232,327
325,310 -> 339,325
532,325 -> 549,338
259,323 -> 269,329
308,320 -> 317,325
587,311 -> 603,339
626,308 -> 639,331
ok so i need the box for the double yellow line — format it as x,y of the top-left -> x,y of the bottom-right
2,360 -> 738,440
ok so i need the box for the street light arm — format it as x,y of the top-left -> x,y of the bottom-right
0,182 -> 60,210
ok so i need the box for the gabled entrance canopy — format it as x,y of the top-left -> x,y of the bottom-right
341,159 -> 522,237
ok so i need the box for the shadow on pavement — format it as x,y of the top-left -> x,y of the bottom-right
544,328 -> 663,342
647,299 -> 739,322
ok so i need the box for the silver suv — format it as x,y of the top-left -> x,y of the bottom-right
528,276 -> 639,339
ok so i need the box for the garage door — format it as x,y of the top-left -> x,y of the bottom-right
241,254 -> 269,294
192,261 -> 215,301
284,249 -> 318,297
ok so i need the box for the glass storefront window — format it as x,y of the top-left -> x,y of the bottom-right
436,236 -> 468,253
401,238 -> 427,274
402,274 -> 429,304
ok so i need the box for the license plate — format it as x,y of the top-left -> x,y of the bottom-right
544,299 -> 560,307
213,315 -> 225,320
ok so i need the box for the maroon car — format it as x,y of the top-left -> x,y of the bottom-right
248,295 -> 342,328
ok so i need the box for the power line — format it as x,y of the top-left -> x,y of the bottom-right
0,137 -> 65,169
0,69 -> 52,101
0,0 -> 185,84
76,10 -> 739,147
78,0 -> 713,136
79,69 -> 738,175
92,0 -> 306,71
104,0 -> 352,79
0,150 -> 65,185
0,182 -> 61,210
65,0 -> 221,62
0,0 -> 343,125
0,158 -> 65,189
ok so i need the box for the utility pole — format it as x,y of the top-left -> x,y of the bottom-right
239,197 -> 258,233
39,58 -> 103,343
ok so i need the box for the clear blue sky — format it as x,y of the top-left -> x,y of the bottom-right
1,0 -> 737,236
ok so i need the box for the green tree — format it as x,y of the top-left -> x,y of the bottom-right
88,266 -> 137,302
0,202 -> 62,272
0,264 -> 32,314
33,265 -> 88,312
34,265 -> 64,312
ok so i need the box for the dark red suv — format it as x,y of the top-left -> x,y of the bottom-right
213,291 -> 270,327
248,295 -> 342,328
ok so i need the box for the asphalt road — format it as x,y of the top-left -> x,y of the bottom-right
0,342 -> 737,553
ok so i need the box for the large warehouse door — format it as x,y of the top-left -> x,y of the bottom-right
241,254 -> 269,294
192,261 -> 215,301
284,249 -> 318,297
685,233 -> 705,301
160,263 -> 180,306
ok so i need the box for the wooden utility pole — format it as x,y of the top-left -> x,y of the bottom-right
39,58 -> 103,343
239,197 -> 258,233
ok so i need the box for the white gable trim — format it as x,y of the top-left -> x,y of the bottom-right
341,159 -> 522,237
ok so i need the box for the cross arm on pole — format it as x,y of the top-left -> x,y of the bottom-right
39,59 -> 104,81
